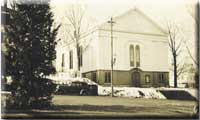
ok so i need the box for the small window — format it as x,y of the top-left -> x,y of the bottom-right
145,75 -> 150,83
105,72 -> 111,83
82,73 -> 86,78
159,73 -> 165,83
92,72 -> 97,82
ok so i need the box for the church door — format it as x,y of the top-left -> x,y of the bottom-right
132,72 -> 140,87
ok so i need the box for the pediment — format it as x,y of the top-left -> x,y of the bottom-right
99,8 -> 166,36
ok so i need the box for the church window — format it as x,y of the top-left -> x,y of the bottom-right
135,45 -> 140,67
129,45 -> 134,66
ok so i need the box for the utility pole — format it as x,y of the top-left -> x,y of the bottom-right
108,17 -> 115,97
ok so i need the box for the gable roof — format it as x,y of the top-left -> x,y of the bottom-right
98,7 -> 167,36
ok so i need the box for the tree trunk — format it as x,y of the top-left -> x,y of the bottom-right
173,53 -> 177,88
75,40 -> 80,77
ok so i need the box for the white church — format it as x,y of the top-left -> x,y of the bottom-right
55,8 -> 169,87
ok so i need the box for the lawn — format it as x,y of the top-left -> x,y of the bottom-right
2,95 -> 198,119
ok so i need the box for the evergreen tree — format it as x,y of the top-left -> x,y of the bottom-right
4,1 -> 60,108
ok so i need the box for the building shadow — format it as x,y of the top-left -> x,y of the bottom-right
2,103 -> 198,119
159,90 -> 197,101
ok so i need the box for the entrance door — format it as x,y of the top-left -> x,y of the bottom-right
132,72 -> 140,87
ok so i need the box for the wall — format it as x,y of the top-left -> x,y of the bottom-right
98,30 -> 169,72
83,70 -> 169,87
55,30 -> 100,76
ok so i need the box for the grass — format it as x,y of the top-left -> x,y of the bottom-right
2,95 -> 198,119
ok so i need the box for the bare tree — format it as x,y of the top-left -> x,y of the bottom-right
167,23 -> 184,87
63,4 -> 93,77
185,3 -> 199,68
186,2 -> 199,88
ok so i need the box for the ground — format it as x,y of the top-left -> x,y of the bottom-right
2,95 -> 198,119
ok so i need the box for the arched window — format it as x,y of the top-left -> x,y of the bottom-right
129,45 -> 134,66
135,45 -> 140,67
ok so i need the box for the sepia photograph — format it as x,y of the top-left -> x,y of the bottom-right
1,0 -> 199,119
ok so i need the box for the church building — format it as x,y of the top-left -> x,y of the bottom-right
55,8 -> 169,87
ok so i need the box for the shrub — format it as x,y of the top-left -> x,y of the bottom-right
9,78 -> 57,109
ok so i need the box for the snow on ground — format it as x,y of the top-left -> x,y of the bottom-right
98,86 -> 166,99
47,76 -> 197,100
47,76 -> 97,85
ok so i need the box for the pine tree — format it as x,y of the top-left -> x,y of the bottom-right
4,1 -> 60,108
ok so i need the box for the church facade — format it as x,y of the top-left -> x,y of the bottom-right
55,8 -> 169,87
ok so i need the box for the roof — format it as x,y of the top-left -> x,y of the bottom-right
97,7 -> 167,35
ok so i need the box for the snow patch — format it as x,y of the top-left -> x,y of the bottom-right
47,76 -> 97,85
98,86 -> 166,99
47,75 -> 197,100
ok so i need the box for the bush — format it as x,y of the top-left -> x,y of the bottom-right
29,78 -> 57,108
9,78 -> 57,109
